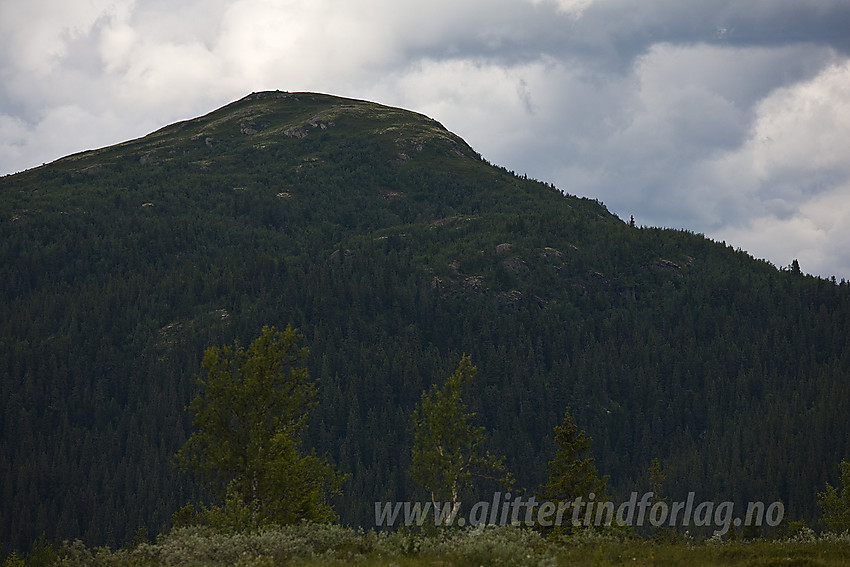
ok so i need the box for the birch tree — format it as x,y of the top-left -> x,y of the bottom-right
176,325 -> 344,526
410,355 -> 510,521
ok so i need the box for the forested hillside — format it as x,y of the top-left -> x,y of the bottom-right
2,91 -> 849,553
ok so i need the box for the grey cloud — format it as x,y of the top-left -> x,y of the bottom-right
412,1 -> 850,71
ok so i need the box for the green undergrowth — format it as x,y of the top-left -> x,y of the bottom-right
19,524 -> 850,567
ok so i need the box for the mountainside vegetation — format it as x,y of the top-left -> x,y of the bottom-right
2,91 -> 850,553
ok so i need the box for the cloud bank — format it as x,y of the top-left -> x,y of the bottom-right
2,0 -> 849,278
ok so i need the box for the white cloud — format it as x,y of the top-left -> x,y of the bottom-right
718,185 -> 850,278
699,60 -> 850,277
527,0 -> 598,19
749,61 -> 850,181
0,0 -> 128,73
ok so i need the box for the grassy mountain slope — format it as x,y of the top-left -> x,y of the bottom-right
1,91 -> 849,551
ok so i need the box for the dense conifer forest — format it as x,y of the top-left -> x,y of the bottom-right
2,91 -> 849,554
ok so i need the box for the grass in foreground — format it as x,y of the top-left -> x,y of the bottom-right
11,524 -> 850,566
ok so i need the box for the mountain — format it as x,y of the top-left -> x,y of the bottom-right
2,91 -> 849,551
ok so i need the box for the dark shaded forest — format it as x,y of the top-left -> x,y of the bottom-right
2,91 -> 849,554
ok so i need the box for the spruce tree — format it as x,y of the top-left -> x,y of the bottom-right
541,408 -> 607,515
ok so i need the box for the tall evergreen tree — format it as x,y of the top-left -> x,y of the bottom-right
541,407 -> 608,506
648,457 -> 666,506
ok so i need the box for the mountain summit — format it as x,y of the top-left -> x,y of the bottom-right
2,92 -> 849,550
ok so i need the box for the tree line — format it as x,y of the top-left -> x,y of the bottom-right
167,326 -> 850,539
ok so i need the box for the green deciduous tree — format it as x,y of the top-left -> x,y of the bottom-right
817,460 -> 850,534
410,355 -> 511,515
175,325 -> 344,527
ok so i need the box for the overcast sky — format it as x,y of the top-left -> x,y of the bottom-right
2,0 -> 850,279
